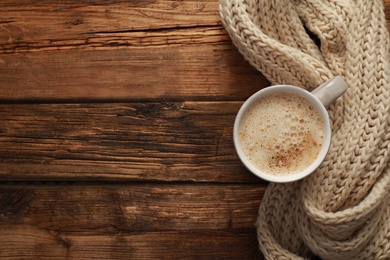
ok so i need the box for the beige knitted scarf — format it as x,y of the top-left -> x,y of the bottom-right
219,0 -> 390,259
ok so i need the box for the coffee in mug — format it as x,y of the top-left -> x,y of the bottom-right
233,76 -> 347,182
239,91 -> 324,176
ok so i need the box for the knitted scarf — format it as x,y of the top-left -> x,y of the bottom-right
219,0 -> 390,259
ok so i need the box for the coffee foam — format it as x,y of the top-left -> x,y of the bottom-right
238,92 -> 324,176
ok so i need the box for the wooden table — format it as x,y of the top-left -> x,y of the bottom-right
0,1 -> 389,259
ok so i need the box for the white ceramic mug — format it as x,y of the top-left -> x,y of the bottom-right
233,76 -> 347,183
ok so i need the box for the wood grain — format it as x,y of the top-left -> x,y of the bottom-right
0,101 -> 261,182
0,229 -> 262,259
386,0 -> 390,30
0,0 -> 220,46
0,45 -> 267,102
0,0 -> 268,102
0,183 -> 265,259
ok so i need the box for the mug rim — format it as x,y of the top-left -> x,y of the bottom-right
233,85 -> 331,183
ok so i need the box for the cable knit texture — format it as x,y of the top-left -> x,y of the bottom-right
219,0 -> 390,259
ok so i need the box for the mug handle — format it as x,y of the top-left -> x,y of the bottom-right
311,76 -> 348,107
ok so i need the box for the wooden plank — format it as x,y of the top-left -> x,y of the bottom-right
386,0 -> 390,30
0,102 -> 262,182
0,183 -> 264,231
0,183 -> 265,259
0,0 -> 220,47
0,229 -> 263,259
0,44 -> 267,101
1,26 -> 230,53
0,230 -> 263,259
0,0 -> 268,101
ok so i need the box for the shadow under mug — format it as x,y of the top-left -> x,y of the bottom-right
233,76 -> 347,183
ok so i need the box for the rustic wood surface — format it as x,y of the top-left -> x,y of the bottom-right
0,0 -> 389,259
